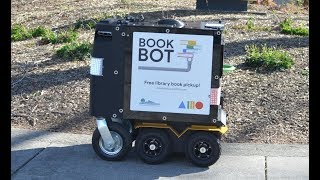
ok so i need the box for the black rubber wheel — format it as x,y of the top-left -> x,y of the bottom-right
185,132 -> 221,167
135,128 -> 171,164
92,123 -> 132,161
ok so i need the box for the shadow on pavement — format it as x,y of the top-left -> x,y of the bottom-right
12,144 -> 208,179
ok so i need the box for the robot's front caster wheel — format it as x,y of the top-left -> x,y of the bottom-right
92,123 -> 132,161
136,129 -> 171,164
185,132 -> 221,167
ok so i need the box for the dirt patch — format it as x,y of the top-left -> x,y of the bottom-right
11,0 -> 309,144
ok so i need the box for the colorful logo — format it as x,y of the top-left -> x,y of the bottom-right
138,39 -> 202,72
177,40 -> 201,61
180,40 -> 201,51
139,98 -> 160,106
179,101 -> 203,109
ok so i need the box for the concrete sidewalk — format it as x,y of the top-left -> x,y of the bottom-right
11,128 -> 309,180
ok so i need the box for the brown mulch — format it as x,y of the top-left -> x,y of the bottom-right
11,0 -> 309,144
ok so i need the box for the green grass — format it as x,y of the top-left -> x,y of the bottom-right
246,17 -> 255,30
74,19 -> 97,30
11,24 -> 78,43
40,30 -> 78,44
279,18 -> 309,36
245,44 -> 294,70
11,25 -> 52,41
11,24 -> 33,41
31,26 -> 50,37
56,42 -> 92,61
292,0 -> 304,6
232,18 -> 271,32
73,13 -> 125,30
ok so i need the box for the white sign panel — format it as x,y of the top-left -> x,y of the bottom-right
130,32 -> 213,115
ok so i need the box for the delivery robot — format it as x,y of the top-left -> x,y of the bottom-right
89,16 -> 228,167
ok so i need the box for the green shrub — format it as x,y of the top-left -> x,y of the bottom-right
11,25 -> 77,43
245,44 -> 294,70
31,26 -> 50,37
74,19 -> 96,30
292,0 -> 304,6
232,17 -> 271,32
12,25 -> 52,41
11,24 -> 32,41
246,17 -> 255,30
41,30 -> 78,44
56,42 -> 92,61
55,31 -> 78,43
279,18 -> 309,36
39,30 -> 56,44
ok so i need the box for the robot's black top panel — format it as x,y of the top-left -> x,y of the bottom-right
97,17 -> 225,31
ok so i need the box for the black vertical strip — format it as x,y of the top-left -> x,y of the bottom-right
2,0 -> 11,178
211,33 -> 222,88
220,37 -> 225,77
123,27 -> 134,118
115,25 -> 125,119
309,1 -> 316,179
89,32 -> 99,116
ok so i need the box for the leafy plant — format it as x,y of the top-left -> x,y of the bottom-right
292,0 -> 304,6
55,31 -> 78,43
31,26 -> 50,37
41,30 -> 78,44
39,30 -> 56,44
279,18 -> 309,36
56,42 -> 92,61
246,17 -> 255,30
245,44 -> 294,70
232,17 -> 271,32
11,24 -> 32,41
11,25 -> 79,43
74,19 -> 97,30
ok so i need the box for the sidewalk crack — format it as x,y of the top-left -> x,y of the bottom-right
265,156 -> 267,180
12,143 -> 51,176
